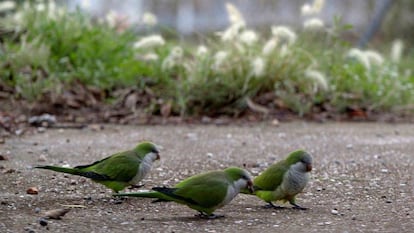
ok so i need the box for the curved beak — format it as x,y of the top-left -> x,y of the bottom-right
155,153 -> 160,160
247,180 -> 254,193
306,163 -> 312,172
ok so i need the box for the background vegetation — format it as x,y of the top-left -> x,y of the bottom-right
0,1 -> 413,120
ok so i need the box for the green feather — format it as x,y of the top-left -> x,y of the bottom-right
35,141 -> 159,193
115,167 -> 252,217
242,150 -> 312,208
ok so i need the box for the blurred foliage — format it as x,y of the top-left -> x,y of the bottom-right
0,1 -> 413,118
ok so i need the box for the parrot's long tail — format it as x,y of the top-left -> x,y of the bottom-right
34,165 -> 110,181
113,191 -> 164,199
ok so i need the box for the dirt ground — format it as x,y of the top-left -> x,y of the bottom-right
0,122 -> 413,232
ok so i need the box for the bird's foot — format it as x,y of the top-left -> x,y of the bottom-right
263,203 -> 285,209
128,184 -> 145,190
292,204 -> 307,210
110,196 -> 127,204
195,212 -> 224,219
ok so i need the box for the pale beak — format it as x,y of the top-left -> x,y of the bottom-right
306,163 -> 312,172
247,180 -> 254,193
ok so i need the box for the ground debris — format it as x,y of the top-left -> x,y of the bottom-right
44,208 -> 71,219
26,187 -> 39,195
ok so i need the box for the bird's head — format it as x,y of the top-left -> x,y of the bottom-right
134,141 -> 161,161
224,167 -> 254,193
285,150 -> 312,172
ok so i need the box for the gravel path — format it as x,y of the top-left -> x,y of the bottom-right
0,122 -> 413,232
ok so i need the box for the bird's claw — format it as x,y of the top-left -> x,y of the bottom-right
110,196 -> 126,204
263,203 -> 285,209
128,184 -> 145,189
292,205 -> 308,210
195,213 -> 224,219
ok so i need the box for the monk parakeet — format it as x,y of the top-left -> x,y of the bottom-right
245,150 -> 312,210
35,141 -> 160,193
114,167 -> 254,219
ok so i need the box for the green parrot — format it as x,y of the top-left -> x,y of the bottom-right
244,150 -> 312,210
114,167 -> 254,219
35,141 -> 160,193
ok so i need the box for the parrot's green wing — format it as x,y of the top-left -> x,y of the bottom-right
77,150 -> 140,182
253,160 -> 289,191
171,171 -> 229,208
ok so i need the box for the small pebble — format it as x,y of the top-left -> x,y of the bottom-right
38,154 -> 47,162
39,218 -> 48,227
37,127 -> 46,133
331,209 -> 339,215
24,227 -> 35,233
35,207 -> 41,213
27,187 -> 39,195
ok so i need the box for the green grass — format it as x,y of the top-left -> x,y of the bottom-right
0,2 -> 413,117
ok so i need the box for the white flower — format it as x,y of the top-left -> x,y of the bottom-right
305,69 -> 328,91
219,22 -> 244,42
365,50 -> 384,66
251,57 -> 265,77
300,3 -> 314,16
280,44 -> 290,57
196,45 -> 209,57
262,38 -> 278,56
271,26 -> 297,45
225,2 -> 245,27
36,3 -> 46,12
303,18 -> 324,30
390,39 -> 404,63
170,46 -> 183,59
133,35 -> 165,49
142,12 -> 157,26
105,10 -> 118,28
300,0 -> 325,16
0,1 -> 16,13
312,0 -> 325,14
162,46 -> 183,70
240,30 -> 258,46
80,0 -> 91,9
46,0 -> 61,20
347,48 -> 370,69
212,51 -> 228,71
13,12 -> 23,24
162,57 -> 175,71
142,53 -> 159,61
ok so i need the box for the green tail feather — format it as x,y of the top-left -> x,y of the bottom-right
35,165 -> 110,181
113,191 -> 164,199
35,165 -> 83,175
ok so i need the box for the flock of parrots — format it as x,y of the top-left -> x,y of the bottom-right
35,141 -> 313,219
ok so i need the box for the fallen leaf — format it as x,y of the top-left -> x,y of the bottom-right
160,101 -> 172,117
3,168 -> 16,174
44,208 -> 71,219
27,187 -> 39,195
59,204 -> 86,208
